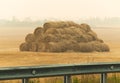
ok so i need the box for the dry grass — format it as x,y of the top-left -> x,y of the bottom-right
0,27 -> 120,83
0,42 -> 119,67
0,27 -> 120,67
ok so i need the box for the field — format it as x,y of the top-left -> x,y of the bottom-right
0,27 -> 120,66
0,27 -> 120,83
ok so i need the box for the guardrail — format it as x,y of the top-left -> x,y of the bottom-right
0,62 -> 120,83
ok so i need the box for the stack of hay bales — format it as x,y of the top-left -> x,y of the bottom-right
19,21 -> 110,52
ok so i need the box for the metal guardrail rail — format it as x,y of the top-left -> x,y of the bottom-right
0,62 -> 120,83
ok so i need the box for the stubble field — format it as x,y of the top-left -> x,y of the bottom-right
0,27 -> 120,67
0,27 -> 120,83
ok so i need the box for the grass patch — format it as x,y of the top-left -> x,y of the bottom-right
27,74 -> 120,83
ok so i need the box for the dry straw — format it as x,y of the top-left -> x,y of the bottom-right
25,33 -> 35,43
20,21 -> 110,52
45,42 -> 67,52
44,28 -> 59,34
36,42 -> 46,52
34,27 -> 43,36
19,42 -> 29,51
80,23 -> 91,32
28,42 -> 37,52
43,34 -> 62,43
91,41 -> 110,52
43,21 -> 79,30
78,42 -> 94,52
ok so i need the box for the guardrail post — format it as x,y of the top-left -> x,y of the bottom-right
100,73 -> 107,83
22,78 -> 29,83
64,75 -> 71,83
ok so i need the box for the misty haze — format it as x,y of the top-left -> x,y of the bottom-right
0,0 -> 120,83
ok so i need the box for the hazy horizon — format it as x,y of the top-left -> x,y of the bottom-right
0,0 -> 120,20
0,0 -> 120,27
1,17 -> 120,28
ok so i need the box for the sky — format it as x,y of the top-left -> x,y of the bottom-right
0,0 -> 120,20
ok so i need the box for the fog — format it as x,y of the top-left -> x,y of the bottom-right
0,0 -> 120,20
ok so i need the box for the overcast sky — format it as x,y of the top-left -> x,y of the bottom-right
0,0 -> 120,20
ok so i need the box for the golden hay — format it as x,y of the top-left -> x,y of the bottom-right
28,42 -> 37,52
36,42 -> 46,52
74,34 -> 94,43
55,28 -> 67,34
20,21 -> 110,52
72,27 -> 84,36
61,34 -> 72,40
34,27 -> 43,37
100,43 -> 110,52
43,21 -> 79,29
75,35 -> 89,42
63,28 -> 76,35
80,23 -> 91,32
35,34 -> 44,42
96,38 -> 104,43
45,42 -> 67,52
25,33 -> 35,43
87,31 -> 98,40
64,40 -> 79,52
79,42 -> 94,52
45,28 -> 74,35
44,28 -> 59,34
19,42 -> 29,51
43,34 -> 61,42
20,42 -> 38,52
91,41 -> 110,52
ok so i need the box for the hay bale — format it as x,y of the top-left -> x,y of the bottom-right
43,21 -> 79,30
46,40 -> 78,52
63,28 -> 76,35
100,43 -> 110,52
19,42 -> 29,51
46,42 -> 67,52
28,42 -> 37,52
85,34 -> 94,41
34,27 -> 43,37
43,34 -> 61,42
72,27 -> 84,36
66,21 -> 80,27
25,33 -> 35,43
35,34 -> 44,42
44,25 -> 83,35
87,31 -> 98,40
96,38 -> 104,43
74,34 -> 94,43
37,42 -> 46,52
65,40 -> 79,52
43,21 -> 59,29
80,23 -> 91,32
61,34 -> 72,40
20,42 -> 37,52
56,28 -> 67,34
91,41 -> 110,52
79,42 -> 94,52
44,28 -> 60,34
74,35 -> 90,42
20,21 -> 110,53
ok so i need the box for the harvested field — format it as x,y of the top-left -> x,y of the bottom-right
0,27 -> 120,83
0,27 -> 120,67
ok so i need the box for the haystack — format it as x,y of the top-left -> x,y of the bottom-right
20,21 -> 110,52
20,42 -> 29,51
34,27 -> 43,36
25,33 -> 35,43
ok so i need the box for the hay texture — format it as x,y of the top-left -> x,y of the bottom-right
20,21 -> 110,52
